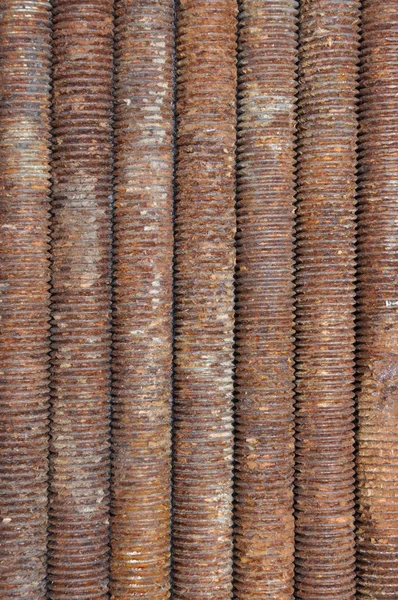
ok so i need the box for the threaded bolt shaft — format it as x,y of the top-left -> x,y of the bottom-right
110,0 -> 175,598
48,1 -> 114,597
356,1 -> 398,596
294,1 -> 360,597
233,1 -> 298,597
172,1 -> 237,598
0,1 -> 52,597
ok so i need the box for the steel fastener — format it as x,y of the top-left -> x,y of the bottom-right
356,1 -> 398,597
294,1 -> 360,597
0,1 -> 52,597
110,0 -> 175,598
48,1 -> 114,597
234,1 -> 298,598
172,1 -> 237,598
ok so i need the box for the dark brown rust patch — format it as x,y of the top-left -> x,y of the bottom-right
233,1 -> 298,598
356,2 -> 398,594
0,1 -> 52,597
48,1 -> 114,597
172,1 -> 237,598
294,0 -> 360,597
110,1 -> 174,598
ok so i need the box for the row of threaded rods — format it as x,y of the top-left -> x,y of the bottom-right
1,1 -> 398,599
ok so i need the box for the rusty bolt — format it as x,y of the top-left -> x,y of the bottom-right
356,1 -> 398,597
110,1 -> 174,598
294,1 -> 360,597
233,1 -> 297,598
0,1 -> 52,597
48,1 -> 114,597
172,1 -> 237,598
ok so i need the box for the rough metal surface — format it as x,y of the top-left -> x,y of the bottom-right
356,1 -> 398,597
48,1 -> 114,597
172,1 -> 237,598
0,1 -> 52,597
233,1 -> 297,598
110,1 -> 174,598
294,0 -> 360,597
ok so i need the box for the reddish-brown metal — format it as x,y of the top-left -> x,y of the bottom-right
48,1 -> 114,597
233,1 -> 297,598
172,1 -> 237,598
0,1 -> 52,597
294,0 -> 360,597
110,1 -> 174,598
356,1 -> 398,597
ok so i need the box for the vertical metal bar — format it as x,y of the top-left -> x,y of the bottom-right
110,0 -> 175,597
294,0 -> 360,597
356,1 -> 398,596
0,1 -> 52,597
233,1 -> 298,597
172,1 -> 237,598
48,1 -> 114,597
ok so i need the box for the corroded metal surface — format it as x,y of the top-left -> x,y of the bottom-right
234,1 -> 297,598
48,1 -> 114,597
110,1 -> 174,598
356,1 -> 398,597
172,1 -> 237,598
0,1 -> 52,597
294,0 -> 359,597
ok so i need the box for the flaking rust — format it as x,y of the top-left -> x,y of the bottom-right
172,1 -> 237,598
110,0 -> 174,598
294,0 -> 360,597
48,1 -> 114,597
0,1 -> 52,597
234,1 -> 297,598
356,1 -> 398,597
